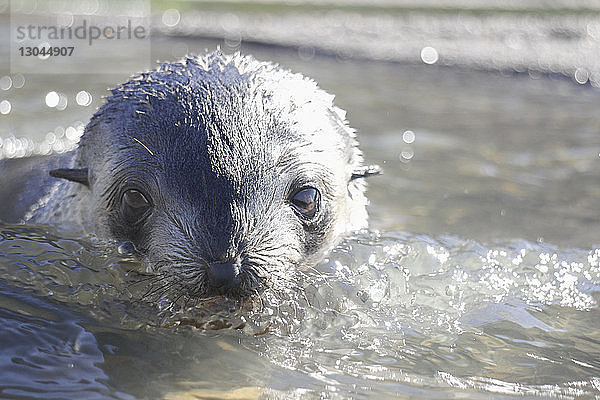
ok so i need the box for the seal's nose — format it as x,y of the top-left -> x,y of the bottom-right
207,261 -> 241,292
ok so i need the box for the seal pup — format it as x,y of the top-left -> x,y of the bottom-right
0,51 -> 379,299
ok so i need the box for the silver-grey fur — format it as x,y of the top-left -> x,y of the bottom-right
14,51 -> 373,299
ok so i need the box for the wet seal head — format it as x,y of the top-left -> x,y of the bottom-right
48,51 -> 380,299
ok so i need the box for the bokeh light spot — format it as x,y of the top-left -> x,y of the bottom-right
0,100 -> 11,115
45,91 -> 60,107
0,76 -> 12,91
76,90 -> 92,106
402,130 -> 415,144
421,46 -> 439,65
162,9 -> 180,27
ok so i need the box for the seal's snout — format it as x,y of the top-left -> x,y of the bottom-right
207,260 -> 242,293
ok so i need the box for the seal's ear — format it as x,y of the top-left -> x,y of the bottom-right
351,165 -> 382,181
49,168 -> 89,187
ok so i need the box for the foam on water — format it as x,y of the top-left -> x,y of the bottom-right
268,231 -> 600,397
1,224 -> 598,398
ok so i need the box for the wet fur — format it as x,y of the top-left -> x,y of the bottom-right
2,51 -> 371,299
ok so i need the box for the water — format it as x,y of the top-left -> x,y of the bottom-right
1,225 -> 600,398
2,11 -> 600,400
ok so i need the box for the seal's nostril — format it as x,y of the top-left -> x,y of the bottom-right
207,261 -> 241,291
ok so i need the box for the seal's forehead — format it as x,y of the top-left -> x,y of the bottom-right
110,51 -> 337,123
107,52 -> 345,148
91,51 -> 355,190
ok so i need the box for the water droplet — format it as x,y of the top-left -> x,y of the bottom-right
117,241 -> 137,255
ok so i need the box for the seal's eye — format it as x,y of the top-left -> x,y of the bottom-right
121,189 -> 151,223
290,187 -> 320,219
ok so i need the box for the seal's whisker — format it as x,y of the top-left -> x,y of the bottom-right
139,274 -> 180,300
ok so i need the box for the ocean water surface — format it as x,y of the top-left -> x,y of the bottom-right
1,9 -> 600,399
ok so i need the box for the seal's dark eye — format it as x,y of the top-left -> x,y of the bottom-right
290,187 -> 320,219
121,189 -> 151,223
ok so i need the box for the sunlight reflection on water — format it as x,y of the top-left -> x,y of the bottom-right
1,223 -> 598,398
1,9 -> 600,395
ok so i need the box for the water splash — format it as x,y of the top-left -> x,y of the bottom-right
1,224 -> 599,397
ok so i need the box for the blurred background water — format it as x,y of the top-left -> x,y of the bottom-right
1,0 -> 600,399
